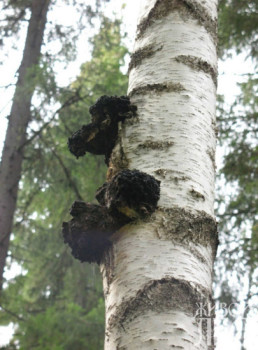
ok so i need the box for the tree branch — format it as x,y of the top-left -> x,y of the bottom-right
19,90 -> 89,151
50,147 -> 84,201
14,187 -> 42,229
0,304 -> 25,322
39,132 -> 84,201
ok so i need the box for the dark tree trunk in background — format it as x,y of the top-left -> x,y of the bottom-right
0,0 -> 50,289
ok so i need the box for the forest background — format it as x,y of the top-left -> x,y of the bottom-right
0,0 -> 257,349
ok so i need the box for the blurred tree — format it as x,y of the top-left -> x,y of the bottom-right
0,0 -> 110,290
216,1 -> 258,348
218,0 -> 258,61
0,16 -> 128,349
0,0 -> 50,291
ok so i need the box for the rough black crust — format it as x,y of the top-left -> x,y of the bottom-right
63,170 -> 161,264
63,201 -> 120,264
89,95 -> 137,124
64,96 -> 161,265
68,123 -> 100,157
95,182 -> 108,206
96,169 -> 161,219
68,96 -> 137,164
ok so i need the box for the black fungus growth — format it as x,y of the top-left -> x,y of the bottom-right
68,95 -> 137,164
96,169 -> 161,220
95,182 -> 108,206
89,95 -> 137,124
63,201 -> 120,264
63,170 -> 161,264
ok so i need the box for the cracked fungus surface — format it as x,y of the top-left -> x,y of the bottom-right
63,170 -> 161,264
68,95 -> 137,164
97,169 -> 161,219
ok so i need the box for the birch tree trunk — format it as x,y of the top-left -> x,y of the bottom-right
0,0 -> 50,289
101,0 -> 218,349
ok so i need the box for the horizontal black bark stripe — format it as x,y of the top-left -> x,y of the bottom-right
137,140 -> 174,151
155,207 -> 218,261
175,55 -> 217,86
137,0 -> 217,43
128,44 -> 163,72
129,82 -> 185,96
107,277 -> 214,332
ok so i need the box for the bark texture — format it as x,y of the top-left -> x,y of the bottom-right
0,0 -> 50,289
102,0 -> 218,349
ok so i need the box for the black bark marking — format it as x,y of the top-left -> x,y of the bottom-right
128,44 -> 163,72
137,140 -> 174,151
189,188 -> 205,201
137,0 -> 217,43
212,119 -> 219,137
129,82 -> 186,97
154,169 -> 190,183
108,277 -> 214,334
206,147 -> 216,171
175,55 -> 217,86
101,244 -> 115,294
156,207 -> 218,261
68,96 -> 137,164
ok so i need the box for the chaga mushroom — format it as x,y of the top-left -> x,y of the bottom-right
63,96 -> 163,265
95,182 -> 108,206
96,169 -> 161,220
63,170 -> 160,264
68,95 -> 137,164
63,201 -> 121,264
68,124 -> 100,158
89,95 -> 137,124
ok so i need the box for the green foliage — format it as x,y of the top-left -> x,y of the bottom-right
216,78 -> 257,314
218,77 -> 258,225
14,299 -> 105,350
216,2 -> 258,340
0,0 -> 30,40
0,0 -> 110,57
75,17 -> 128,96
0,17 -> 128,349
218,0 -> 258,62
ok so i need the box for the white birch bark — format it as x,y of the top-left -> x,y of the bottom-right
101,1 -> 218,349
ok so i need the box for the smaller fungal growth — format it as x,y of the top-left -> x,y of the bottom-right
68,95 -> 137,164
63,170 -> 161,264
96,169 -> 161,220
63,201 -> 120,264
